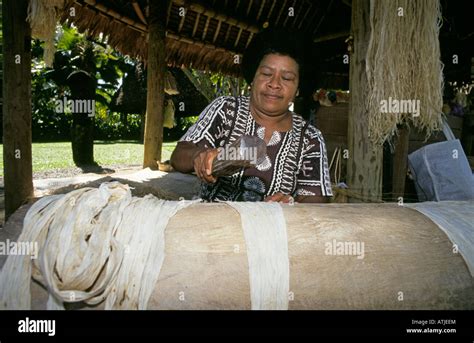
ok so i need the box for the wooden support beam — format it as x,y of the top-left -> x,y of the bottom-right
246,0 -> 253,16
256,0 -> 266,22
297,1 -> 312,30
81,0 -> 147,32
234,27 -> 243,48
132,1 -> 147,25
166,0 -> 173,26
178,8 -> 186,32
291,0 -> 305,30
201,15 -> 210,40
305,3 -> 320,32
166,31 -> 239,56
192,12 -> 201,37
173,0 -> 259,34
392,124 -> 410,201
283,0 -> 296,27
313,30 -> 349,43
313,0 -> 334,36
2,0 -> 34,218
245,32 -> 254,49
212,19 -> 222,43
274,0 -> 288,26
347,0 -> 383,202
265,0 -> 277,23
143,0 -> 168,169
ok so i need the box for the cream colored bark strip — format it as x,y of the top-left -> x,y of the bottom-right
0,182 -> 197,310
226,202 -> 290,310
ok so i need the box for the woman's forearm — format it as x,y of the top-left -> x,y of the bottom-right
170,141 -> 204,173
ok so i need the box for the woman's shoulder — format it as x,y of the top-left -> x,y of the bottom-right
210,95 -> 249,104
207,95 -> 249,112
292,113 -> 324,140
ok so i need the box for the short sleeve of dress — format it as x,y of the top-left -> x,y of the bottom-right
294,125 -> 333,197
179,96 -> 235,149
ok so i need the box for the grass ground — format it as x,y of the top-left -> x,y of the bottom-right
0,141 -> 178,177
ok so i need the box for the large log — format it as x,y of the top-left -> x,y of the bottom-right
2,203 -> 473,310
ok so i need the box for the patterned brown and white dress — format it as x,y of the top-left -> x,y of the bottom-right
180,96 -> 332,202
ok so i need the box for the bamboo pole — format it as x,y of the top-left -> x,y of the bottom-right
2,0 -> 34,218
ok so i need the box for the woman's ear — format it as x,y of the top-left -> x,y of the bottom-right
295,89 -> 300,97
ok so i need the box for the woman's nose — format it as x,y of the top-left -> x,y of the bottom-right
267,75 -> 282,89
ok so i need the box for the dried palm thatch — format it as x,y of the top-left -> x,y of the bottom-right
58,1 -> 240,76
27,0 -> 66,66
365,0 -> 444,145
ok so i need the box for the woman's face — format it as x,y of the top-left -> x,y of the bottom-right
250,53 -> 299,116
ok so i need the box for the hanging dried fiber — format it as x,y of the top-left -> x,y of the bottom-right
27,0 -> 66,67
164,71 -> 180,95
365,0 -> 444,145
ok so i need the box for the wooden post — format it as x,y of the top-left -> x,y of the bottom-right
392,124 -> 410,201
2,0 -> 33,218
347,0 -> 383,202
143,0 -> 168,169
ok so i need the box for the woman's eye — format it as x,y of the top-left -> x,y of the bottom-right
262,72 -> 272,77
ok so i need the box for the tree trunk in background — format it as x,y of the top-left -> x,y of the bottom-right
2,0 -> 33,219
143,0 -> 168,169
347,0 -> 383,202
68,71 -> 96,166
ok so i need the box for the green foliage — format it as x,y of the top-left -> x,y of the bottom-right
178,115 -> 199,131
31,25 -> 136,141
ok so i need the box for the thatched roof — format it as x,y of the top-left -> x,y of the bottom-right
59,0 -> 351,76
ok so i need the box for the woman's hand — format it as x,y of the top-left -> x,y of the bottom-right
264,192 -> 294,203
193,148 -> 220,183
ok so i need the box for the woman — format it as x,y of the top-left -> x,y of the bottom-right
171,31 -> 332,203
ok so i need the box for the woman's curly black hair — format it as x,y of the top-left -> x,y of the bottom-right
241,28 -> 311,86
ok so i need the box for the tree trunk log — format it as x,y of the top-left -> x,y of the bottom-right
143,0 -> 168,169
2,0 -> 33,219
347,0 -> 383,202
